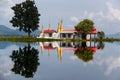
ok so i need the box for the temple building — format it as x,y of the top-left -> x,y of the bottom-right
38,19 -> 99,40
38,24 -> 56,38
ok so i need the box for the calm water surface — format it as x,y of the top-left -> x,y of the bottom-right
0,41 -> 120,80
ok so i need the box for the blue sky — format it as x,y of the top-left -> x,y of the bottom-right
0,0 -> 120,34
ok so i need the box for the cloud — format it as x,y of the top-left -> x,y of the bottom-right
70,2 -> 120,22
0,56 -> 12,77
0,0 -> 14,17
105,57 -> 120,76
69,2 -> 120,34
94,55 -> 120,76
106,2 -> 120,20
70,16 -> 79,23
83,11 -> 105,20
0,0 -> 15,26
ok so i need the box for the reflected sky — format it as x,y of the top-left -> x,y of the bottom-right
0,42 -> 120,80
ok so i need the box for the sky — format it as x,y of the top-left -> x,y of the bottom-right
0,0 -> 120,34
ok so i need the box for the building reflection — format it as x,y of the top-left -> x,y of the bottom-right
10,44 -> 40,78
39,41 -> 104,62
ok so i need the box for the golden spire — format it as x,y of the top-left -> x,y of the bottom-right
39,42 -> 44,55
57,22 -> 61,33
41,25 -> 44,33
60,19 -> 64,31
41,46 -> 44,55
57,47 -> 63,61
60,19 -> 63,25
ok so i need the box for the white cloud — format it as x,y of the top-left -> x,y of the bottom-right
0,56 -> 12,77
82,11 -> 105,20
0,0 -> 14,17
71,2 -> 120,22
0,0 -> 15,26
70,16 -> 79,23
94,55 -> 120,76
106,2 -> 120,20
105,57 -> 120,76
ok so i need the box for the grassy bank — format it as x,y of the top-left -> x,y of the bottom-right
0,36 -> 65,42
0,36 -> 87,42
103,38 -> 120,42
0,36 -> 120,42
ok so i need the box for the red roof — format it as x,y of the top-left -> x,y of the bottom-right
44,30 -> 55,33
62,47 -> 97,52
88,29 -> 98,34
62,48 -> 79,51
44,46 -> 55,50
87,47 -> 98,52
61,29 -> 98,34
62,30 -> 79,32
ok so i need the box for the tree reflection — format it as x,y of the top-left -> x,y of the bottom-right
97,41 -> 105,50
74,48 -> 94,62
74,41 -> 104,62
10,44 -> 40,78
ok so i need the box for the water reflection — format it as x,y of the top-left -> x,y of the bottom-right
10,44 -> 40,78
74,48 -> 94,62
74,41 -> 104,62
97,41 -> 105,50
39,41 -> 104,62
9,41 -> 105,78
1,41 -> 120,80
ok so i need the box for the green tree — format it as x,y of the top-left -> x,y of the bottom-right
10,44 -> 40,78
98,31 -> 105,39
75,19 -> 95,39
10,0 -> 40,37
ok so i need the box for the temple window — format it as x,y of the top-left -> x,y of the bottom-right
62,43 -> 66,47
62,33 -> 66,38
49,33 -> 52,37
68,34 -> 72,38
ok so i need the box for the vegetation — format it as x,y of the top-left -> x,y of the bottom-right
10,0 -> 40,37
10,44 -> 40,78
0,36 -> 85,42
74,48 -> 94,62
75,19 -> 95,39
97,41 -> 105,50
0,36 -> 120,42
98,31 -> 105,39
75,19 -> 95,33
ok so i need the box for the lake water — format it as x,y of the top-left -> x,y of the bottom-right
0,41 -> 120,80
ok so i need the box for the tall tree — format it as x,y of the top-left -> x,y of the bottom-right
10,0 -> 40,37
75,19 -> 95,39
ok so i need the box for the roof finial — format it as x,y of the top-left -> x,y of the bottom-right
41,25 -> 44,33
60,19 -> 64,31
48,24 -> 50,30
57,22 -> 60,33
48,49 -> 50,56
61,19 -> 63,25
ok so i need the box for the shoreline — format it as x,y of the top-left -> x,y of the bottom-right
0,36 -> 120,42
